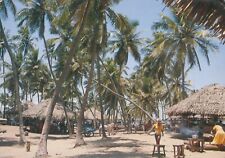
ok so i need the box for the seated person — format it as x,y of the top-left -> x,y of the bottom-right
211,125 -> 225,145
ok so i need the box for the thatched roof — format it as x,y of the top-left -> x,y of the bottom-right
84,107 -> 101,120
23,99 -> 74,121
166,84 -> 225,116
22,101 -> 36,111
163,0 -> 225,42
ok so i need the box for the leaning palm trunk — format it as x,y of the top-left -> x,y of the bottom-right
2,55 -> 6,118
63,103 -> 73,137
96,57 -> 107,138
98,57 -> 155,121
0,19 -> 25,144
165,80 -> 172,106
181,63 -> 186,99
35,1 -> 91,157
43,36 -> 56,82
74,47 -> 96,147
98,56 -> 127,125
97,81 -> 155,121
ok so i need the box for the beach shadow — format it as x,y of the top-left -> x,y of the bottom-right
65,150 -> 152,158
30,135 -> 70,140
71,136 -> 159,158
0,138 -> 18,147
87,136 -> 149,149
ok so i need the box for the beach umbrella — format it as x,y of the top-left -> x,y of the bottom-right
166,84 -> 225,116
22,99 -> 74,121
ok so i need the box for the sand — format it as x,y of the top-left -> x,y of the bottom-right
0,125 -> 224,158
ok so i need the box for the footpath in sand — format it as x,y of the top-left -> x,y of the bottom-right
0,125 -> 224,158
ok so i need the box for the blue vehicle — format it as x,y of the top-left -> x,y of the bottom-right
83,125 -> 95,137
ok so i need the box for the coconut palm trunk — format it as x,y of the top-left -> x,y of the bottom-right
35,1 -> 91,157
0,19 -> 25,144
43,36 -> 56,82
96,56 -> 107,138
63,103 -> 73,137
181,63 -> 186,99
2,54 -> 6,118
74,47 -> 97,147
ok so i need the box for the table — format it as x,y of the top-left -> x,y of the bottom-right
188,138 -> 204,152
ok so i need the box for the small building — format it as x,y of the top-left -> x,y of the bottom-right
22,99 -> 74,134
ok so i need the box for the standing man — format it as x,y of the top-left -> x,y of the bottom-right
149,119 -> 164,145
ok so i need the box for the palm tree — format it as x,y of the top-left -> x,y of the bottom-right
17,0 -> 57,81
100,60 -> 120,119
0,0 -> 25,144
163,0 -> 225,42
74,0 -> 141,143
34,0 -> 91,157
145,10 -> 217,99
21,49 -> 51,102
110,20 -> 141,69
13,26 -> 36,58
107,20 -> 142,129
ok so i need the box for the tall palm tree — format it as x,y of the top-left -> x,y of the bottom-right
34,0 -> 91,157
13,26 -> 36,58
74,0 -> 141,143
17,0 -> 57,81
110,21 -> 141,69
145,10 -> 217,99
107,20 -> 142,128
21,49 -> 51,102
0,0 -> 25,144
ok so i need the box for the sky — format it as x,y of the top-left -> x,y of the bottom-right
2,0 -> 225,91
113,0 -> 225,90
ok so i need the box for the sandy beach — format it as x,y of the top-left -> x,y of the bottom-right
0,125 -> 224,158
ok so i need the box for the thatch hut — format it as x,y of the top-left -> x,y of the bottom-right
167,84 -> 225,116
22,99 -> 75,133
22,101 -> 36,111
23,99 -> 74,121
163,0 -> 225,42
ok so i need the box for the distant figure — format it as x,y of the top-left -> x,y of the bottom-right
211,125 -> 225,145
99,123 -> 115,136
107,123 -> 115,136
149,119 -> 164,145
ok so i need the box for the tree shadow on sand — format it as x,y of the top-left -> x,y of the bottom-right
30,135 -> 71,140
0,137 -> 18,146
86,136 -> 150,148
65,151 -> 152,158
64,136 -> 169,158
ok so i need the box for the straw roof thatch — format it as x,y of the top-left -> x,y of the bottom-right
23,99 -> 74,121
166,84 -> 225,116
163,0 -> 225,42
22,101 -> 36,111
84,107 -> 101,120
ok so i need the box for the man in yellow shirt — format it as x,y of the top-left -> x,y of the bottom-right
150,119 -> 164,145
